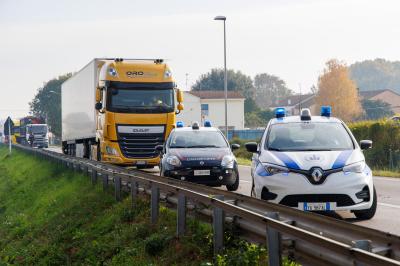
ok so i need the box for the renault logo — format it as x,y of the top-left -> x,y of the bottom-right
311,168 -> 323,182
199,161 -> 205,166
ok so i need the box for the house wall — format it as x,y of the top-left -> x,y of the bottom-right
177,92 -> 201,126
201,98 -> 245,129
370,91 -> 400,114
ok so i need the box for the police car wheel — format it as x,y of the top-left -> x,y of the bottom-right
226,170 -> 239,191
353,187 -> 377,220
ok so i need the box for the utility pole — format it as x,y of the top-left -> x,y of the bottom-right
185,73 -> 189,90
298,83 -> 302,114
8,118 -> 11,154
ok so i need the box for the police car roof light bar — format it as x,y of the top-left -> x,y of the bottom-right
321,106 -> 332,117
204,120 -> 212,127
300,108 -> 312,121
176,121 -> 184,128
192,121 -> 200,130
275,107 -> 286,118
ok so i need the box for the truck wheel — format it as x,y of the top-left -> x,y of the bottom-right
353,187 -> 377,220
226,169 -> 239,191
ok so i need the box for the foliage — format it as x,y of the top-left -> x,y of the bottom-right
349,120 -> 400,169
245,109 -> 274,128
29,74 -> 72,137
192,68 -> 254,99
361,99 -> 394,120
0,147 -> 211,265
244,97 -> 260,113
316,59 -> 362,121
349,58 -> 400,93
254,73 -> 293,109
144,233 -> 171,256
230,138 -> 255,160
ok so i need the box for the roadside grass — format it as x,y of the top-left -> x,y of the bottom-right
0,146 -> 298,265
236,157 -> 252,166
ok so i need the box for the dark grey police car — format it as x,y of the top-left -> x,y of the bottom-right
156,122 -> 240,191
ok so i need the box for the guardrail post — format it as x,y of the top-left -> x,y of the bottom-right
151,185 -> 160,224
352,240 -> 372,252
177,193 -> 186,237
131,180 -> 138,208
213,195 -> 225,255
265,212 -> 282,266
91,168 -> 97,185
114,175 -> 122,201
102,173 -> 109,191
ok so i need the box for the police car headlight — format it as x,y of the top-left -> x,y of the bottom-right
264,163 -> 289,175
221,155 -> 235,168
167,156 -> 181,167
105,146 -> 119,156
343,161 -> 366,174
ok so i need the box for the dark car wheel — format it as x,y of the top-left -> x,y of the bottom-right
226,169 -> 239,191
353,187 -> 377,220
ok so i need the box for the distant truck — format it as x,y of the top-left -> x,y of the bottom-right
19,116 -> 45,145
61,58 -> 184,167
26,124 -> 49,148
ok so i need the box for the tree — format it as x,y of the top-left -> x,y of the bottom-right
310,85 -> 318,94
361,99 -> 394,120
245,112 -> 266,128
29,74 -> 72,137
315,59 -> 362,121
244,98 -> 260,113
349,58 -> 400,93
253,73 -> 293,109
192,68 -> 254,99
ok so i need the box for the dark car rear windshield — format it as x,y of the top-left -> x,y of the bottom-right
265,122 -> 354,151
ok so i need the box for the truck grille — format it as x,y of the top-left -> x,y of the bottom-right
117,132 -> 164,158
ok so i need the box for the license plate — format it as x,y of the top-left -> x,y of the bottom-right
136,161 -> 146,166
194,170 -> 210,176
299,202 -> 335,211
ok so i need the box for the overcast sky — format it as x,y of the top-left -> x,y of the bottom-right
1,0 -> 400,120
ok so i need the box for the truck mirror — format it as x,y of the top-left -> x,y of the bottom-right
96,89 -> 101,102
177,89 -> 184,103
95,102 -> 103,111
155,145 -> 164,153
177,103 -> 184,111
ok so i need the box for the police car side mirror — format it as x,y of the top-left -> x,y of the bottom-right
95,102 -> 102,111
245,142 -> 258,153
360,140 -> 372,150
155,145 -> 164,153
231,144 -> 240,150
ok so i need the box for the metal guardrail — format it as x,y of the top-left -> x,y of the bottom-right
11,144 -> 400,266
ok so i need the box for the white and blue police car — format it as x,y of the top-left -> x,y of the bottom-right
157,121 -> 240,191
246,107 -> 377,219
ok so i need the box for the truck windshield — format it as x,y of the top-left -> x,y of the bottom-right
265,122 -> 354,151
29,125 -> 48,134
169,131 -> 228,148
108,87 -> 174,113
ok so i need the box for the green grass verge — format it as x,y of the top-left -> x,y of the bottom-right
372,169 -> 400,178
236,157 -> 252,166
0,146 -> 299,265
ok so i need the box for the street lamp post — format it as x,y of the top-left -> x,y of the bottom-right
214,15 -> 228,137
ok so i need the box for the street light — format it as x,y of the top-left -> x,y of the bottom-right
214,15 -> 228,137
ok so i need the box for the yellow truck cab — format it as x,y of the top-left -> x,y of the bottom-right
62,58 -> 183,168
11,119 -> 20,144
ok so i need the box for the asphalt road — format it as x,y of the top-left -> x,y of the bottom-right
45,146 -> 400,235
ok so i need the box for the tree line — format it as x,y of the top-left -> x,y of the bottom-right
29,59 -> 396,136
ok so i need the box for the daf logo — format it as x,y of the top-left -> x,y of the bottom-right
305,154 -> 324,162
126,71 -> 144,77
132,128 -> 149,133
311,168 -> 324,182
199,161 -> 205,166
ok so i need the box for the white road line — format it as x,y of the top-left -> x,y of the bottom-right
378,202 -> 400,209
240,180 -> 251,184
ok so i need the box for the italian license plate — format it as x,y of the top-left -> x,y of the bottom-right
194,170 -> 210,176
136,161 -> 146,166
299,202 -> 335,211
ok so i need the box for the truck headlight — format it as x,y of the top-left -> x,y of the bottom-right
221,155 -> 235,168
105,146 -> 119,156
264,163 -> 289,175
166,156 -> 181,167
343,161 -> 366,174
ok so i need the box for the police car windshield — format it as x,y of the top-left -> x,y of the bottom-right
266,122 -> 354,151
169,131 -> 228,148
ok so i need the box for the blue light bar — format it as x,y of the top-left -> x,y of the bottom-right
275,107 -> 286,118
176,121 -> 184,128
204,120 -> 212,127
321,106 -> 332,117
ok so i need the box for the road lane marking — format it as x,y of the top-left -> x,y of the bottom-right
378,203 -> 400,209
240,180 -> 251,184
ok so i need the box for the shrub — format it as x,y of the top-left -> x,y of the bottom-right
144,233 -> 170,256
